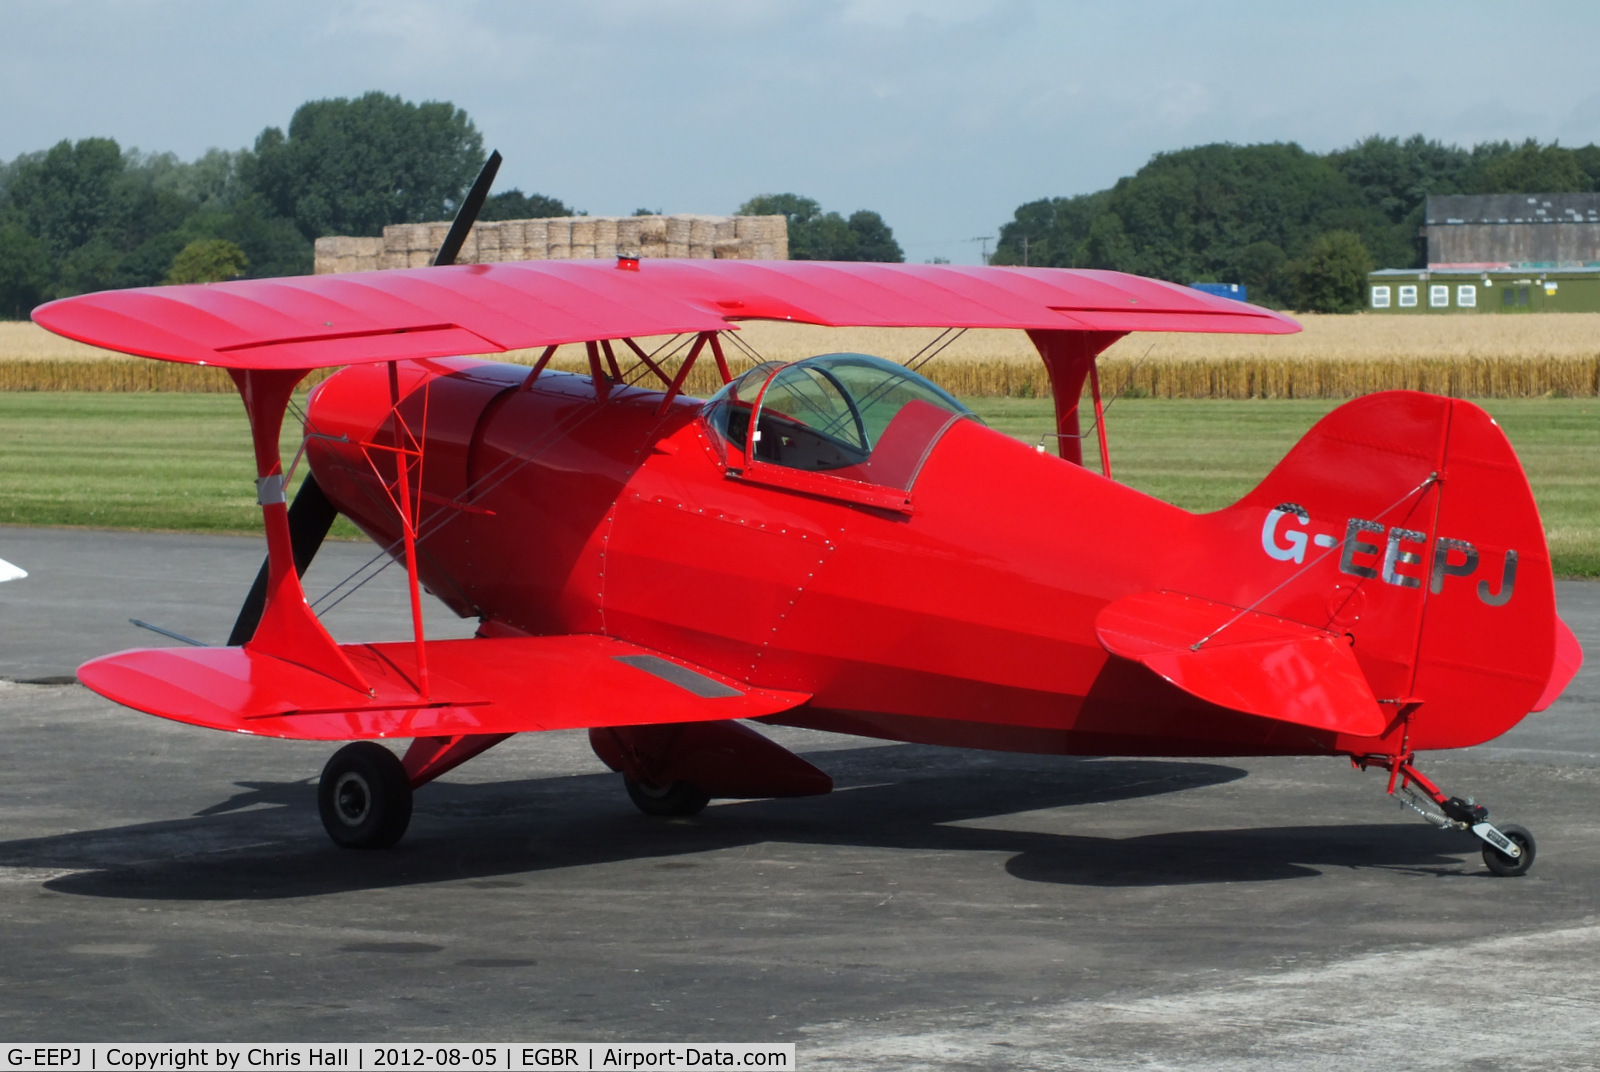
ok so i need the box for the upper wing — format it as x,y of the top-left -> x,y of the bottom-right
78,633 -> 809,741
32,260 -> 1297,371
1096,590 -> 1387,737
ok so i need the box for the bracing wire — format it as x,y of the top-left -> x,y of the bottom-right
907,328 -> 967,374
900,328 -> 955,370
1080,343 -> 1156,439
1189,472 -> 1439,651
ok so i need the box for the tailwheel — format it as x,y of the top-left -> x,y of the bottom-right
624,777 -> 710,817
1354,752 -> 1535,877
1482,823 -> 1536,878
319,742 -> 413,849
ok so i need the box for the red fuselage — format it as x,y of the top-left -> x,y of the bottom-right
305,357 -> 1548,760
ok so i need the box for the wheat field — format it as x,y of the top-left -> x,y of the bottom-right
5,313 -> 1598,397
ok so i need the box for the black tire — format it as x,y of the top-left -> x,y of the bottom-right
1482,823 -> 1535,877
318,742 -> 413,849
624,777 -> 710,817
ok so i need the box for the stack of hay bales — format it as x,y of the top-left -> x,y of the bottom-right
314,214 -> 788,273
664,216 -> 692,259
546,218 -> 572,260
375,224 -> 424,269
525,219 -> 549,262
637,217 -> 668,258
569,217 -> 595,259
736,215 -> 787,260
312,236 -> 385,274
594,218 -> 619,260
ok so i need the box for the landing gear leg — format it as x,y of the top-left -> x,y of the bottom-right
1354,752 -> 1536,877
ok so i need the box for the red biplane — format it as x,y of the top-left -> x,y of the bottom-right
33,161 -> 1581,875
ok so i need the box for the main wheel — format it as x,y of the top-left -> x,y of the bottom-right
1482,823 -> 1536,877
318,742 -> 413,849
624,777 -> 710,817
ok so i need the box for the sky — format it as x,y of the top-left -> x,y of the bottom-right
7,0 -> 1600,264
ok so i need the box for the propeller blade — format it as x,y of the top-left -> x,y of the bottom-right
227,473 -> 339,646
432,149 -> 502,268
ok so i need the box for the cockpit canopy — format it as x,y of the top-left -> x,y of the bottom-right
703,353 -> 975,495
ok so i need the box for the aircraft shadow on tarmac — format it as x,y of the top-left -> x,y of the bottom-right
0,744 -> 1473,899
1003,824 -> 1470,885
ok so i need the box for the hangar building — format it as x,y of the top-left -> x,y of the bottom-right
1367,193 -> 1600,314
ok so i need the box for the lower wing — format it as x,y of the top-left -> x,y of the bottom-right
79,634 -> 809,741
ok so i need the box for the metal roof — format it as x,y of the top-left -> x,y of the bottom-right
1370,266 -> 1600,277
1426,194 -> 1600,226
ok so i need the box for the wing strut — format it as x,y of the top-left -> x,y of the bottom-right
656,332 -> 713,414
388,361 -> 430,697
1088,358 -> 1111,479
347,363 -> 434,697
1026,329 -> 1123,469
227,473 -> 338,645
228,367 -> 371,695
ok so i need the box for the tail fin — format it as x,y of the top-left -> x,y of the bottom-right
1218,390 -> 1570,749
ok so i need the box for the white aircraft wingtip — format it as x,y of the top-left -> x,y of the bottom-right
0,558 -> 27,583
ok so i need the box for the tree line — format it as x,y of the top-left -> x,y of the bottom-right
15,88 -> 1587,320
0,92 -> 573,317
738,193 -> 903,262
992,136 -> 1600,311
0,91 -> 906,319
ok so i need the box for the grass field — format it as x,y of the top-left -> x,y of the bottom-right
1,392 -> 1594,575
0,393 -> 354,535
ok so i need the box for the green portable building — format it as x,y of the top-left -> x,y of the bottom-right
1366,267 -> 1600,314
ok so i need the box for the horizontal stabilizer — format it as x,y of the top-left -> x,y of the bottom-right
1096,590 -> 1386,737
78,634 -> 809,741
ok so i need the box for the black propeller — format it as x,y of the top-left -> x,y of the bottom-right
433,149 -> 502,267
227,150 -> 504,646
